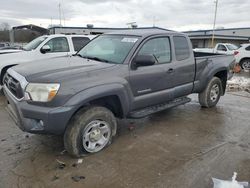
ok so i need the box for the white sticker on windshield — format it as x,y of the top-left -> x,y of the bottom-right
121,38 -> 138,43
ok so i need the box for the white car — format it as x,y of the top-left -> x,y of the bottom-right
0,34 -> 96,85
0,42 -> 10,49
194,43 -> 239,55
234,43 -> 250,70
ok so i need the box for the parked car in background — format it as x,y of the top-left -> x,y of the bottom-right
234,43 -> 250,70
194,43 -> 239,55
0,34 -> 96,86
0,42 -> 10,49
3,29 -> 235,157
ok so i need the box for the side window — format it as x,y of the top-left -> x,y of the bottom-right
138,37 -> 171,64
44,37 -> 69,52
217,45 -> 227,51
173,36 -> 190,61
245,45 -> 250,51
72,37 -> 90,51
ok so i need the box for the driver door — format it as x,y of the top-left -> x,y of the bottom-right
129,36 -> 175,110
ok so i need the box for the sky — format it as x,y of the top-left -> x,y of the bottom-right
0,0 -> 250,31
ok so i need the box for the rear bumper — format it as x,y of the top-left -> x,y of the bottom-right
3,85 -> 76,135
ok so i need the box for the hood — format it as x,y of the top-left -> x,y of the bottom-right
13,56 -> 117,83
0,49 -> 23,55
0,50 -> 35,64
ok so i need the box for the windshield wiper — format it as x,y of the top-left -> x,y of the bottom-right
80,55 -> 114,64
74,53 -> 83,57
85,56 -> 110,63
20,47 -> 28,51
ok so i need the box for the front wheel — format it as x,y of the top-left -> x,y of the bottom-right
199,77 -> 223,108
64,106 -> 117,157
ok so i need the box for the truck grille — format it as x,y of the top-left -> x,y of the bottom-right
3,73 -> 24,99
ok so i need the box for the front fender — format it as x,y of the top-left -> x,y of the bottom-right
64,83 -> 132,117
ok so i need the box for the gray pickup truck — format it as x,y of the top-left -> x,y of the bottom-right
3,29 -> 235,157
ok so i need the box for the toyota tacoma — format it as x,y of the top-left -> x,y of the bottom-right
3,29 -> 235,157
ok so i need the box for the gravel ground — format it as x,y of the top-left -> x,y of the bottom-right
0,72 -> 249,188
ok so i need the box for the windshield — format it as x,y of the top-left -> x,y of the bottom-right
23,36 -> 47,51
226,44 -> 239,51
78,35 -> 140,64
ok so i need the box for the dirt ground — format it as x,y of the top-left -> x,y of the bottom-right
0,72 -> 250,188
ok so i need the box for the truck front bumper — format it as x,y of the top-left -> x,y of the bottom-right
3,85 -> 76,135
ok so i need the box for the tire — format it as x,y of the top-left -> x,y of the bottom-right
240,59 -> 250,70
64,106 -> 117,157
199,77 -> 223,108
0,71 -> 7,86
0,87 -> 3,95
0,72 -> 7,95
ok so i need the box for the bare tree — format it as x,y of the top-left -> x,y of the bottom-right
0,22 -> 10,31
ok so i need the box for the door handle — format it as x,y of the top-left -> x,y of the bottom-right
167,68 -> 174,73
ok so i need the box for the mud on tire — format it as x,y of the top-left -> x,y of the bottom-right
199,77 -> 223,108
64,106 -> 117,157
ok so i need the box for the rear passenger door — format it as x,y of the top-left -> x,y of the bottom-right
171,36 -> 195,98
72,37 -> 91,52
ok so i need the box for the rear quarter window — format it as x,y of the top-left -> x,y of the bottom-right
173,36 -> 190,61
72,37 -> 90,51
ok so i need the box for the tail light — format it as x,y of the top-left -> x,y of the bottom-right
234,51 -> 239,56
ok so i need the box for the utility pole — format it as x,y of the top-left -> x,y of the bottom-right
211,0 -> 219,48
59,3 -> 62,26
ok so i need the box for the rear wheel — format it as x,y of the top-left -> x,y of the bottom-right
240,59 -> 250,70
199,77 -> 223,108
64,106 -> 117,157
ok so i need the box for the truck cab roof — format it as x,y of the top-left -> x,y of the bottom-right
106,28 -> 183,37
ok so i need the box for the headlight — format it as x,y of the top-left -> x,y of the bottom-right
25,83 -> 60,102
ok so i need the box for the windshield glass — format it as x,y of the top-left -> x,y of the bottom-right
23,36 -> 47,51
78,35 -> 140,64
226,44 -> 239,51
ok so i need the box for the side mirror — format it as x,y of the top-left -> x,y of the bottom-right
40,45 -> 51,54
132,54 -> 156,69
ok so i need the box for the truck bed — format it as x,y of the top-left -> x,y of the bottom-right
193,51 -> 235,94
